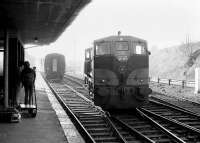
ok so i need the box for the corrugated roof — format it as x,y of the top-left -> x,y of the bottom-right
0,0 -> 91,45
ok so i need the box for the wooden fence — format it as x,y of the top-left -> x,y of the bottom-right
150,77 -> 195,88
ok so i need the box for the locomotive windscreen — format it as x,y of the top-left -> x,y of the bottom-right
95,42 -> 111,55
115,41 -> 129,51
135,43 -> 146,55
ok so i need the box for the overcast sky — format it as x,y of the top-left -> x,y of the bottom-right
27,0 -> 200,67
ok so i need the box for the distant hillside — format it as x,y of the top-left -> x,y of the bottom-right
149,41 -> 200,80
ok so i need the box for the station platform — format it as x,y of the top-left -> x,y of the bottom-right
0,72 -> 84,143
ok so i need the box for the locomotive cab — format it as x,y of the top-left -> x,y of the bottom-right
85,35 -> 152,109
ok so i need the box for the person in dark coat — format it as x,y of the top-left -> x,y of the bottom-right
16,61 -> 24,105
21,61 -> 36,105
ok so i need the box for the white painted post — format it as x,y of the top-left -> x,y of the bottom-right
195,68 -> 200,94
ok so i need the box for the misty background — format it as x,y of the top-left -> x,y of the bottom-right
25,0 -> 200,80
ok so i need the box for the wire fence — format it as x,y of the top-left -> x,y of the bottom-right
150,77 -> 195,88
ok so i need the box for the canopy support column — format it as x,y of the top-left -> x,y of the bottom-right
3,28 -> 9,109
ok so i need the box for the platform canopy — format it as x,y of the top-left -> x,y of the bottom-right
0,0 -> 91,45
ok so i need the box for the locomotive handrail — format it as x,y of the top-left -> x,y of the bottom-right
150,77 -> 195,88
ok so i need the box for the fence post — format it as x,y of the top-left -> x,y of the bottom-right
158,78 -> 160,83
182,80 -> 185,88
168,79 -> 171,85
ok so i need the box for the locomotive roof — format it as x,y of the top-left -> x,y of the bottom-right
45,53 -> 65,58
94,35 -> 147,43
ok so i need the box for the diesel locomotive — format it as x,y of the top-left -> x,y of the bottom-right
44,53 -> 65,80
84,33 -> 152,109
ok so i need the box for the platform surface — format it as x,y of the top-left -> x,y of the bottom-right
0,72 -> 84,143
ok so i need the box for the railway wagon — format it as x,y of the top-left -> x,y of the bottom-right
44,53 -> 65,80
84,33 -> 152,109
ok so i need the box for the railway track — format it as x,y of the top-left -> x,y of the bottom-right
150,94 -> 200,115
42,75 -> 200,142
109,110 -> 190,143
64,74 -> 84,88
46,79 -> 126,143
142,99 -> 200,135
63,74 -> 92,100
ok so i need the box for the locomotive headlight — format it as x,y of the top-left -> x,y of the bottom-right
100,79 -> 108,83
137,79 -> 143,84
134,76 -> 144,84
118,56 -> 128,61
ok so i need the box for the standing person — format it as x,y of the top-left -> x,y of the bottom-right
33,66 -> 36,72
16,61 -> 24,106
32,66 -> 36,98
32,66 -> 36,83
21,61 -> 36,105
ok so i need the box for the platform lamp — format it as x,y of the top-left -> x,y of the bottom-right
34,37 -> 38,43
24,37 -> 39,49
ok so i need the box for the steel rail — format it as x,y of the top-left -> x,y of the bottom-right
63,83 -> 93,104
64,74 -> 84,87
140,108 -> 200,135
63,83 -> 128,142
43,76 -> 96,143
136,108 -> 186,143
148,99 -> 200,117
111,116 -> 155,143
104,115 -> 128,143
45,76 -> 129,142
63,75 -> 91,99
149,97 -> 200,116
